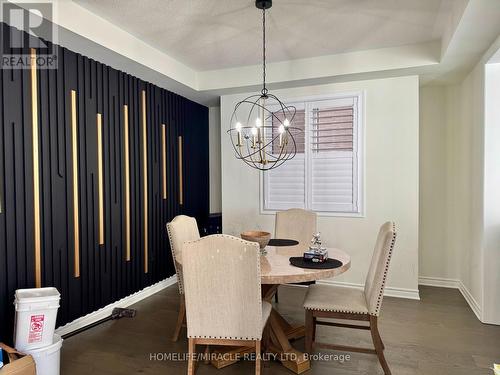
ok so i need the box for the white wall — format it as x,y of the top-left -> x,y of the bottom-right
209,107 -> 222,213
483,63 -> 500,324
418,75 -> 484,317
220,76 -> 420,296
449,66 -> 485,312
442,36 -> 500,324
419,80 -> 485,306
419,86 -> 459,280
418,35 -> 500,324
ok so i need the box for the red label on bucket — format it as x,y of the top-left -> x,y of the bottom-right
28,315 -> 44,343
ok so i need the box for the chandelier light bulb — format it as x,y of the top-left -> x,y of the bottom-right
256,118 -> 262,128
278,124 -> 285,147
251,126 -> 258,148
235,122 -> 243,146
284,118 -> 290,127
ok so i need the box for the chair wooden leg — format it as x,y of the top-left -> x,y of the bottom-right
305,309 -> 314,354
312,316 -> 317,342
262,322 -> 271,350
188,338 -> 196,375
203,345 -> 210,364
172,295 -> 186,342
255,340 -> 261,375
369,316 -> 391,375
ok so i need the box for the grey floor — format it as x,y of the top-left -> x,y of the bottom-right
61,285 -> 500,374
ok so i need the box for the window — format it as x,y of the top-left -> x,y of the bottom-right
262,93 -> 363,216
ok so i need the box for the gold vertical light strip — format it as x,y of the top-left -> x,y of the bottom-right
97,113 -> 104,246
141,90 -> 148,273
123,105 -> 131,262
31,49 -> 42,288
71,90 -> 80,278
178,136 -> 183,205
162,124 -> 167,200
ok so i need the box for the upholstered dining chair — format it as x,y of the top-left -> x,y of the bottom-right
166,215 -> 200,342
182,235 -> 271,375
303,222 -> 396,375
275,208 -> 317,248
274,208 -> 317,302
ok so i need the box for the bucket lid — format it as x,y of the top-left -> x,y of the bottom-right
15,287 -> 60,303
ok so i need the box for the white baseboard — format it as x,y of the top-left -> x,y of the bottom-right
55,275 -> 178,337
458,281 -> 482,321
418,276 -> 460,289
418,276 -> 482,321
316,280 -> 421,300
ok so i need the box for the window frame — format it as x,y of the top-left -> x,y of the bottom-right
259,91 -> 365,218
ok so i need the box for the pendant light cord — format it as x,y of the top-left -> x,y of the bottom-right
262,7 -> 268,96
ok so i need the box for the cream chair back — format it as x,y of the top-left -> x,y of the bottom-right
275,208 -> 317,247
182,235 -> 264,340
364,222 -> 397,316
166,215 -> 200,294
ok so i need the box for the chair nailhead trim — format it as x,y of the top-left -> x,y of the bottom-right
189,335 -> 262,340
166,221 -> 184,295
304,307 -> 367,314
373,222 -> 396,316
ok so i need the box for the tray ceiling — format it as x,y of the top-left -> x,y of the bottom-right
73,0 -> 453,71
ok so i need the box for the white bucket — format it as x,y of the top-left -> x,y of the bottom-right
14,287 -> 60,351
25,334 -> 63,375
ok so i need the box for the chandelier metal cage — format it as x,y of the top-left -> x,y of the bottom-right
227,0 -> 301,171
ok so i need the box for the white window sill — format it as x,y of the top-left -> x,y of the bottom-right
259,209 -> 366,218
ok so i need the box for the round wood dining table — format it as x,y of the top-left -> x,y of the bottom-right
210,244 -> 351,374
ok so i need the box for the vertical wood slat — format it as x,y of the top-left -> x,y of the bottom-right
141,90 -> 148,273
162,124 -> 167,200
71,89 -> 80,278
0,112 -> 2,212
178,136 -> 183,206
124,104 -> 131,261
97,113 -> 104,245
31,49 -> 42,288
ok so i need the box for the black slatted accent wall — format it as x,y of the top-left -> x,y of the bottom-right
0,22 -> 209,343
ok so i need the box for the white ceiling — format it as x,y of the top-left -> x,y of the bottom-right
34,0 -> 500,104
73,0 -> 453,71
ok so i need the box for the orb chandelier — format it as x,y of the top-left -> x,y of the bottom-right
228,0 -> 300,171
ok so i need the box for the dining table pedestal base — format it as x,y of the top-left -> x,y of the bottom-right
209,285 -> 310,374
266,309 -> 310,374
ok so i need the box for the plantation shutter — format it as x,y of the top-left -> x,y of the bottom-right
263,95 -> 361,214
264,104 -> 305,210
308,97 -> 358,213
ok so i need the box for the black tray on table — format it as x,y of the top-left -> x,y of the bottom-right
289,257 -> 343,269
268,239 -> 299,247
